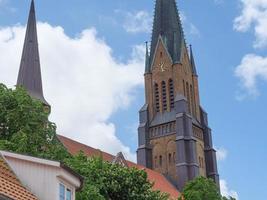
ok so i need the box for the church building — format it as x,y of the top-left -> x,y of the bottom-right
14,0 -> 219,195
137,0 -> 220,191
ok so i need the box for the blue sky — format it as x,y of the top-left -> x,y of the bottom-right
0,0 -> 267,199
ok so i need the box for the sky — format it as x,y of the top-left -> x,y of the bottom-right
0,0 -> 267,199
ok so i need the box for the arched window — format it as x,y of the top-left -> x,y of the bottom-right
183,80 -> 186,96
162,81 -> 167,111
169,79 -> 174,109
190,84 -> 195,116
154,83 -> 160,112
186,82 -> 191,114
168,153 -> 172,164
159,155 -> 163,167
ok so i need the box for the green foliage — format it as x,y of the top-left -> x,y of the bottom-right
178,177 -> 236,200
65,152 -> 169,200
0,84 -> 69,161
0,84 -> 169,200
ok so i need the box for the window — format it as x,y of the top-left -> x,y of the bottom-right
66,189 -> 72,200
169,79 -> 174,109
183,80 -> 186,96
159,155 -> 163,167
59,183 -> 72,200
168,153 -> 172,164
60,184 -> 65,200
190,85 -> 195,116
162,81 -> 167,111
186,82 -> 191,114
154,83 -> 160,112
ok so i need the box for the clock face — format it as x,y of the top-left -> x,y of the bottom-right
159,61 -> 165,72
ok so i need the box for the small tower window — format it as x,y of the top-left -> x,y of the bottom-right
168,153 -> 172,164
154,83 -> 160,112
159,155 -> 163,167
190,85 -> 195,116
162,81 -> 167,111
183,80 -> 186,96
169,79 -> 174,109
186,82 -> 191,114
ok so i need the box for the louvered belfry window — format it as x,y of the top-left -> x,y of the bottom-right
169,79 -> 174,109
154,83 -> 160,112
162,81 -> 167,111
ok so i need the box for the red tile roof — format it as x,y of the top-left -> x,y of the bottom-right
0,155 -> 39,200
58,135 -> 180,199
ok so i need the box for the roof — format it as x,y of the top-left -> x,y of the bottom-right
0,151 -> 83,191
58,135 -> 180,199
0,154 -> 39,200
17,0 -> 49,106
148,0 -> 184,72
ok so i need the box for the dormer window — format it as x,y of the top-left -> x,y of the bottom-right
59,183 -> 73,200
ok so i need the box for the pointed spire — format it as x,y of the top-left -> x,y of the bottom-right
189,45 -> 198,76
17,0 -> 49,106
149,0 -> 184,69
145,41 -> 150,73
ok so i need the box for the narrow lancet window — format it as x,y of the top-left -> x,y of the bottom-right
169,79 -> 174,109
154,83 -> 160,112
162,81 -> 167,111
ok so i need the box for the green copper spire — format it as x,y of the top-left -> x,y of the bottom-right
17,0 -> 49,106
148,0 -> 185,72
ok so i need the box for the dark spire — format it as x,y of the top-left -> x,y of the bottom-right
189,45 -> 198,76
149,0 -> 184,69
145,41 -> 150,73
17,0 -> 49,105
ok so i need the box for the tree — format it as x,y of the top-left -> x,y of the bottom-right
65,152 -> 170,200
0,84 -> 68,161
178,177 -> 236,200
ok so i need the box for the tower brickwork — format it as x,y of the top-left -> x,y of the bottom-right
137,0 -> 219,191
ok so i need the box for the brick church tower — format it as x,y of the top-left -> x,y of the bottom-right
137,0 -> 220,190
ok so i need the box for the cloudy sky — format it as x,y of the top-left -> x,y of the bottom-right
1,0 -> 267,199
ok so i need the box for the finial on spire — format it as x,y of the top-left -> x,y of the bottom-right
17,0 -> 49,106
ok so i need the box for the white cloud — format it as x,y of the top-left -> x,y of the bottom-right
235,54 -> 267,98
216,147 -> 228,161
0,22 -> 145,162
220,179 -> 239,200
234,0 -> 267,48
117,10 -> 152,34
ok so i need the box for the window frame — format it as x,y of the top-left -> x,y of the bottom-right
58,181 -> 74,200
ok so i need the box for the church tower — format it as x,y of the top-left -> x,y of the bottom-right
17,0 -> 49,106
137,0 -> 219,190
